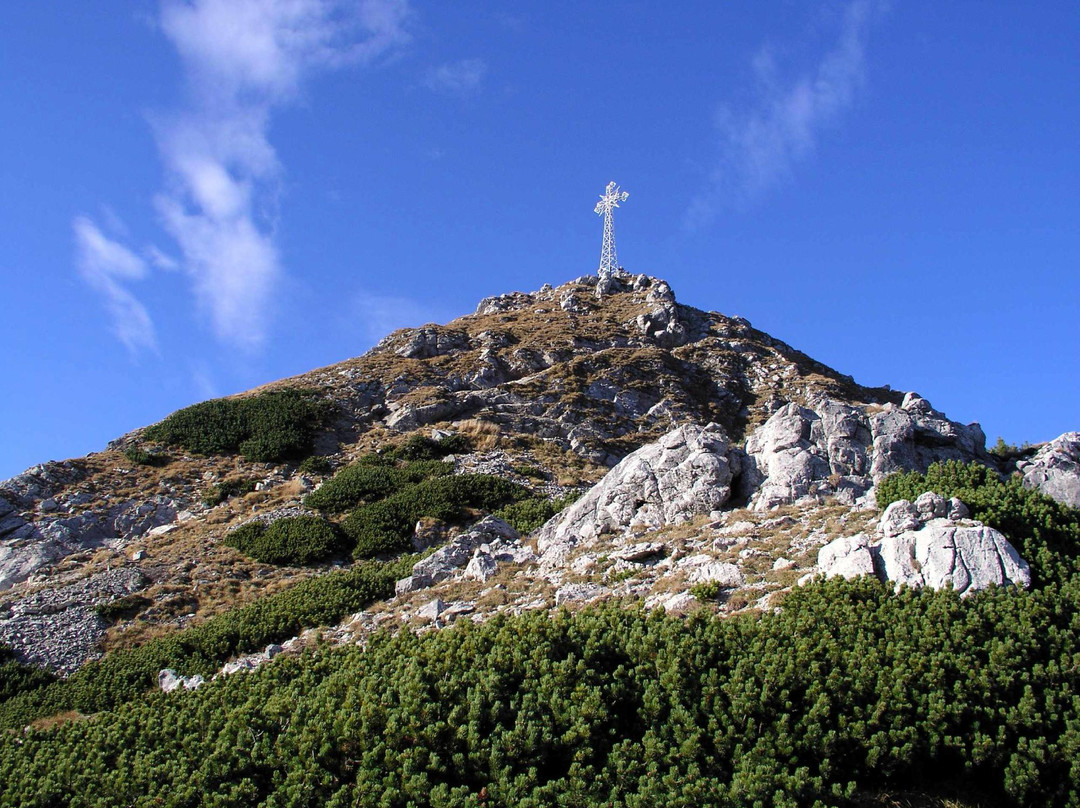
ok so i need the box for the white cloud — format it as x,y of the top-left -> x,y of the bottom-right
691,0 -> 885,221
152,0 -> 411,349
350,291 -> 449,345
73,216 -> 158,355
424,58 -> 486,94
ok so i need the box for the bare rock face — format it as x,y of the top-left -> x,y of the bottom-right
535,423 -> 740,557
0,568 -> 149,673
743,395 -> 988,511
877,523 -> 1030,595
816,498 -> 1030,596
815,534 -> 876,580
395,517 -> 525,595
0,493 -> 180,591
1017,432 -> 1080,509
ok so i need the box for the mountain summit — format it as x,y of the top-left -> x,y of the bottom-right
2,271 -> 1080,805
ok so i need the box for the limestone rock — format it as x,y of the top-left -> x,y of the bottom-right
536,423 -> 738,556
878,524 -> 1030,595
554,582 -> 608,606
1018,432 -> 1080,508
742,395 -> 988,511
417,598 -> 446,622
159,668 -> 204,693
880,500 -> 921,538
611,542 -> 665,563
463,551 -> 498,582
660,591 -> 698,614
947,497 -> 970,520
0,568 -> 149,674
816,498 -> 1030,596
687,562 -> 745,588
411,517 -> 520,584
816,534 -> 876,580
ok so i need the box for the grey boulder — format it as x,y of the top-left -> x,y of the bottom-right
536,423 -> 738,556
1018,432 -> 1080,509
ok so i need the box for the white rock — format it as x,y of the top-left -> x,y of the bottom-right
417,598 -> 446,622
611,542 -> 665,562
463,552 -> 498,582
914,492 -> 948,520
1019,432 -> 1080,508
554,583 -> 608,606
158,669 -> 183,693
535,424 -> 737,555
661,591 -> 698,614
880,500 -> 921,537
687,562 -> 744,588
878,523 -> 1031,596
817,534 -> 876,580
772,557 -> 796,571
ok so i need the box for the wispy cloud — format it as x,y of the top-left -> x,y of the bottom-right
73,216 -> 158,355
424,58 -> 486,94
690,0 -> 886,222
152,0 -> 411,350
350,290 -> 450,344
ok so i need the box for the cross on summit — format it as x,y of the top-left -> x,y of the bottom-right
595,181 -> 628,278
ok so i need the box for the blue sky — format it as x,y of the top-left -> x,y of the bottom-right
1,1 -> 1078,480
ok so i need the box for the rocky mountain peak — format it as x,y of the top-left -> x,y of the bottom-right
1,270 -> 1076,681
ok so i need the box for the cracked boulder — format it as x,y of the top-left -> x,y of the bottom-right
1017,432 -> 1080,509
742,394 -> 988,511
816,498 -> 1030,596
535,423 -> 741,558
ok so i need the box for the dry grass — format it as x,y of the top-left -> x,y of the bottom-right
454,418 -> 502,451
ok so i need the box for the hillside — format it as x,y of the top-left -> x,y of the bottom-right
2,271 -> 1079,806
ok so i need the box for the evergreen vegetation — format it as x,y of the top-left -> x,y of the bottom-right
224,515 -> 343,566
0,647 -> 55,703
144,388 -> 329,463
202,476 -> 258,507
3,462 -> 1079,805
3,575 -> 1080,806
494,492 -> 579,534
343,474 -> 530,558
302,457 -> 453,513
385,432 -> 472,461
122,445 -> 171,467
0,557 -> 413,730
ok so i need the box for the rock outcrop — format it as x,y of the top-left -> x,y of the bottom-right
395,517 -> 531,596
743,394 -> 988,511
0,568 -> 149,673
816,494 -> 1030,596
0,493 -> 181,591
1017,432 -> 1080,509
535,423 -> 741,559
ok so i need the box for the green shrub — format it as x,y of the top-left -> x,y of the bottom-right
494,492 -> 579,534
202,476 -> 257,507
6,578 -> 1080,806
224,516 -> 343,566
690,581 -> 722,602
298,455 -> 332,475
385,432 -> 472,462
303,458 -> 453,513
95,594 -> 153,623
0,647 -> 55,703
512,463 -> 547,480
344,474 -> 530,559
144,388 -> 328,463
0,557 -> 414,729
122,445 -> 170,467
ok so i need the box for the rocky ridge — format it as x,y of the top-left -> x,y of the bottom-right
0,271 -> 1077,679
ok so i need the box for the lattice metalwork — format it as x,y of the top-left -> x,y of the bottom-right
594,181 -> 629,277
